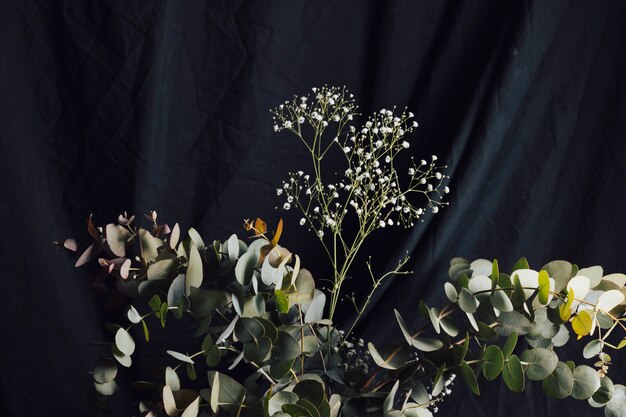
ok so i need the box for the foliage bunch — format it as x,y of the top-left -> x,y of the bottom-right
58,87 -> 626,417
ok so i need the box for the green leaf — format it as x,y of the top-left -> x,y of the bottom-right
583,339 -> 603,359
431,364 -> 446,396
106,223 -> 130,257
458,288 -> 479,313
148,294 -> 161,312
269,391 -> 299,416
394,309 -> 443,351
94,380 -> 119,396
502,355 -> 524,392
511,274 -> 526,308
383,380 -> 399,412
444,282 -> 458,303
234,318 -> 264,342
141,320 -> 149,342
165,366 -> 180,390
188,227 -> 206,250
205,344 -> 221,367
181,396 -> 200,417
604,385 -> 626,417
542,362 -> 573,399
269,360 -> 294,379
503,332 -> 518,357
495,311 -> 532,336
243,337 -> 272,363
189,287 -> 229,318
520,348 -> 558,381
367,342 -> 411,370
537,270 -> 550,305
160,301 -> 168,327
571,365 -> 601,400
115,328 -> 135,356
206,371 -> 246,417
490,290 -> 514,312
235,251 -> 257,286
167,274 -> 187,307
460,361 -> 480,395
592,375 -> 614,404
273,331 -> 300,362
275,289 -> 290,314
491,259 -> 499,293
293,380 -> 326,407
482,345 -> 505,380
186,245 -> 203,295
93,358 -> 117,384
542,260 -> 572,293
139,229 -> 160,263
111,344 -> 132,368
147,259 -> 176,280
186,363 -> 197,381
167,350 -> 194,364
511,257 -> 529,272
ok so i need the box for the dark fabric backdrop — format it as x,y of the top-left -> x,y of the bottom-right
1,1 -> 625,416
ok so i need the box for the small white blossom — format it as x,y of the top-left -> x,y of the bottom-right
402,141 -> 410,148
283,203 -> 291,210
299,218 -> 306,226
444,186 -> 450,193
432,206 -> 439,213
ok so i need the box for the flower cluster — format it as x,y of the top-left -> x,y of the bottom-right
273,86 -> 449,241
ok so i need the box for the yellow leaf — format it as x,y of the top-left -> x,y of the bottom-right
271,219 -> 283,247
571,310 -> 593,340
559,288 -> 574,322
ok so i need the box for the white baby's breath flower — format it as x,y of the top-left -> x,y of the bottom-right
299,218 -> 306,226
283,203 -> 291,210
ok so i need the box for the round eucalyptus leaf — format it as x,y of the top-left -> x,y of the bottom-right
234,318 -> 264,342
571,365 -> 601,400
115,328 -> 135,356
605,384 -> 626,417
458,288 -> 479,313
502,355 -> 524,392
490,290 -> 514,312
444,282 -> 458,302
272,331 -> 300,362
305,292 -> 326,323
243,337 -> 272,363
440,317 -> 458,337
482,345 -> 504,380
293,379 -> 326,407
520,348 -> 558,381
542,362 -> 573,399
94,380 -> 119,396
165,366 -> 180,391
552,324 -> 570,347
126,305 -> 142,324
583,339 -> 603,359
269,391 -> 299,415
235,251 -> 257,286
205,344 -> 221,367
93,358 -> 117,384
111,344 -> 132,368
227,234 -> 240,262
592,375 -> 614,404
269,359 -> 295,380
495,311 -> 532,336
256,317 -> 278,342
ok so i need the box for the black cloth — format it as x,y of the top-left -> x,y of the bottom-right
1,1 -> 625,416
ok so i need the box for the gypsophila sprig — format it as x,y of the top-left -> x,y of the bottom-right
272,86 -> 449,320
